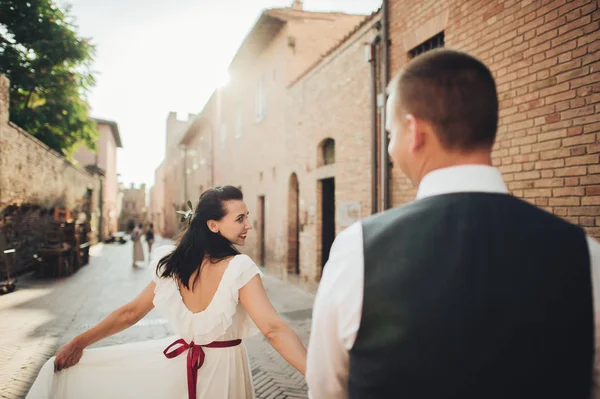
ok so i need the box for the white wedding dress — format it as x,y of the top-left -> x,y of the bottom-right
26,245 -> 263,399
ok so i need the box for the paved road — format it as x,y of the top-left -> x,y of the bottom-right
0,238 -> 315,398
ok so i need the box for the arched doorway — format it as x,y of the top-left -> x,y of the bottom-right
287,173 -> 300,275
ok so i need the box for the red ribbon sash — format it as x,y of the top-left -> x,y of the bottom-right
163,338 -> 242,399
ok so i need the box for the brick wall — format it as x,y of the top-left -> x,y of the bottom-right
285,16 -> 381,281
388,0 -> 600,239
0,75 -> 101,275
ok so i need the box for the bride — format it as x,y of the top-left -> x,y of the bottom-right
26,186 -> 307,399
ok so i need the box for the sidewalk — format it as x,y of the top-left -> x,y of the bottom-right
0,238 -> 315,399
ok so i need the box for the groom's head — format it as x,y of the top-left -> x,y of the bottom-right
386,49 -> 498,186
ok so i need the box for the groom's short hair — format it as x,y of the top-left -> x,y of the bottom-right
388,49 -> 498,151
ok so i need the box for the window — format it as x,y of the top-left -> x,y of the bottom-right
322,138 -> 335,165
220,123 -> 227,150
255,76 -> 266,122
235,107 -> 243,139
409,31 -> 445,58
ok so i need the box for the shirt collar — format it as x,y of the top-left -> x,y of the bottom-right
416,165 -> 509,200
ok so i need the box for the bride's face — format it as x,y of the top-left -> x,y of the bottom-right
209,200 -> 252,246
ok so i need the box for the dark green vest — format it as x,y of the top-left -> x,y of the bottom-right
350,193 -> 593,399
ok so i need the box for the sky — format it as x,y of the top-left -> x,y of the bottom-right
59,0 -> 381,189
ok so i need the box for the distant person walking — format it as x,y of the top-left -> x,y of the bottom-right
145,223 -> 155,257
131,223 -> 144,267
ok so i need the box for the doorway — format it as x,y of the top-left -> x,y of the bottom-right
320,177 -> 335,276
287,174 -> 300,274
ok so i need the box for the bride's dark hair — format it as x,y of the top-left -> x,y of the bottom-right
156,186 -> 242,289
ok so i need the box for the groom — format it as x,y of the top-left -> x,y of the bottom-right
306,48 -> 600,398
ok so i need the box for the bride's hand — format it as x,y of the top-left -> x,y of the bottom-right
54,339 -> 84,372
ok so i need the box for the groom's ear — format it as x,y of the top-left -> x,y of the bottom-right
406,114 -> 426,153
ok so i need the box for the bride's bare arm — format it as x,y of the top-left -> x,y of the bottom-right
240,275 -> 307,375
54,282 -> 156,371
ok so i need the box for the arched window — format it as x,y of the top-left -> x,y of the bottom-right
318,138 -> 335,167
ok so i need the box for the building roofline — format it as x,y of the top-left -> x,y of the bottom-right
92,117 -> 123,148
288,9 -> 381,88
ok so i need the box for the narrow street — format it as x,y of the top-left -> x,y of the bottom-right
0,238 -> 315,399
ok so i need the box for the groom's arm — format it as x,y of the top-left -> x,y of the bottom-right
306,222 -> 364,399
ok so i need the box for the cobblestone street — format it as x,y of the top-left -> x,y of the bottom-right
0,238 -> 315,399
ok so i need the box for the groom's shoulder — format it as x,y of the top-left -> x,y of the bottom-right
361,200 -> 426,229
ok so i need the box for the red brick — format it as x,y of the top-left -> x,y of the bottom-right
534,178 -> 565,188
555,207 -> 569,216
580,216 -> 596,226
587,186 -> 600,196
582,1 -> 598,16
564,6 -> 582,22
566,154 -> 600,166
583,196 -> 600,205
514,171 -> 542,181
570,72 -> 600,89
558,0 -> 589,18
582,175 -> 600,185
533,139 -> 562,152
561,105 -> 595,120
537,0 -> 567,19
574,113 -> 600,125
584,122 -> 600,134
539,129 -> 569,142
568,206 -> 600,216
563,134 -> 596,146
517,15 -> 545,35
565,177 -> 581,186
513,153 -> 540,163
568,126 -> 584,135
558,14 -> 591,35
524,188 -> 553,198
556,66 -> 590,83
542,170 -> 555,178
499,164 -> 523,173
509,181 -> 535,190
555,166 -> 588,176
583,20 -> 600,35
585,227 -> 600,236
527,105 -> 557,118
545,90 -> 576,105
539,14 -> 567,34
536,159 -> 565,169
550,197 -> 581,206
511,135 -> 537,146
570,98 -> 587,109
553,187 -> 585,196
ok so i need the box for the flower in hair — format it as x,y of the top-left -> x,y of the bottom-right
176,201 -> 194,225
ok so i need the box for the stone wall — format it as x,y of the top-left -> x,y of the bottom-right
0,75 -> 101,275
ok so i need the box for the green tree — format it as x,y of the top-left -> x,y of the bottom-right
0,0 -> 98,156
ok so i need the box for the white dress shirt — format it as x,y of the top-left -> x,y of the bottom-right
306,165 -> 600,399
